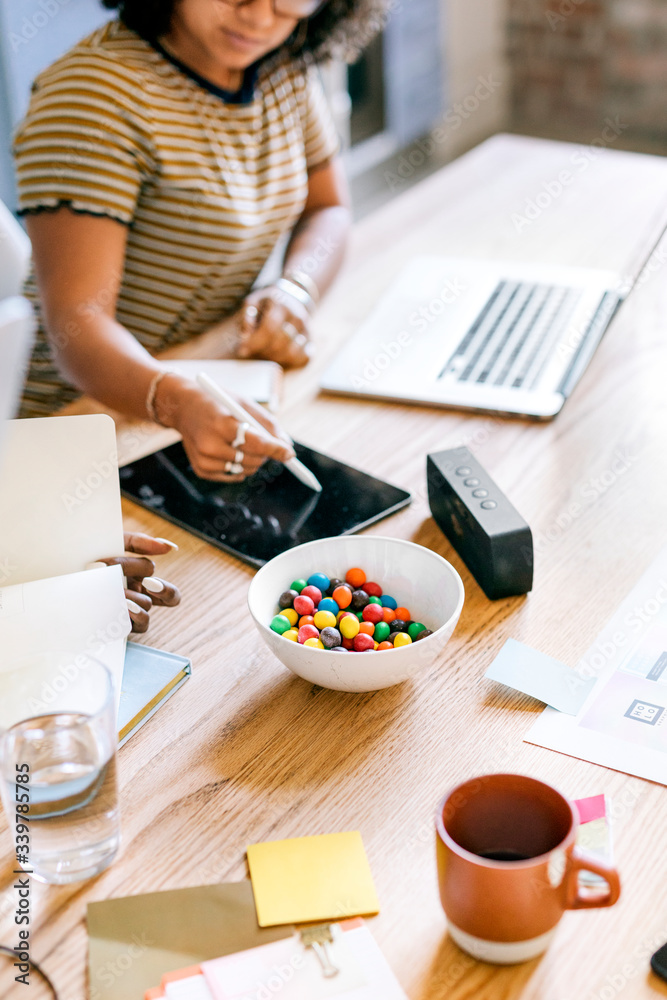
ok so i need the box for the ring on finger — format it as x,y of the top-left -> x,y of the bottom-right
232,421 -> 249,448
224,461 -> 244,475
282,321 -> 299,340
233,449 -> 244,465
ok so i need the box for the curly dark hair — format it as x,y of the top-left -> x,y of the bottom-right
100,0 -> 391,63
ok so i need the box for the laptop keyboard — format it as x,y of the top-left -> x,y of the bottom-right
438,281 -> 583,389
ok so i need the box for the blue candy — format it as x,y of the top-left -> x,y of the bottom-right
307,572 -> 330,593
318,597 -> 339,615
381,595 -> 398,609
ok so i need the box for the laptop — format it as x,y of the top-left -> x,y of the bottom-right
320,257 -> 628,420
0,296 -> 35,457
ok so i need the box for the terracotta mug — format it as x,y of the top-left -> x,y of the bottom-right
436,773 -> 621,963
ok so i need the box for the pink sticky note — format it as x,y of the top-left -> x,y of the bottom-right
574,794 -> 606,825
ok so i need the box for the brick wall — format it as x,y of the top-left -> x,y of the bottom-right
507,0 -> 667,149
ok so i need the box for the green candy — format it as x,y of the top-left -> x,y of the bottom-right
368,596 -> 382,605
290,578 -> 307,594
408,621 -> 427,640
374,621 -> 390,642
271,614 -> 292,635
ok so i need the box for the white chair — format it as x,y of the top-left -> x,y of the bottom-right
0,199 -> 31,300
0,297 -> 35,461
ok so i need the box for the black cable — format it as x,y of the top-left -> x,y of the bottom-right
0,944 -> 59,998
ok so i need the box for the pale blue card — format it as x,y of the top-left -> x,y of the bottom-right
485,638 -> 595,715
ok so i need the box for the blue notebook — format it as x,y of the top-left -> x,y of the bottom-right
118,643 -> 191,747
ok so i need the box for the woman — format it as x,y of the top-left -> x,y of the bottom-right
97,531 -> 182,632
13,0 -> 386,481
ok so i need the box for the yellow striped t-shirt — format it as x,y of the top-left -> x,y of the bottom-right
14,19 -> 339,417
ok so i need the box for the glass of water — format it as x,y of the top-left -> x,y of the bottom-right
0,652 -> 120,884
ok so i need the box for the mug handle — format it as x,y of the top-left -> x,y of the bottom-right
563,847 -> 621,909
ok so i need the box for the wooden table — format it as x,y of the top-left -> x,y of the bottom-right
3,133 -> 667,1000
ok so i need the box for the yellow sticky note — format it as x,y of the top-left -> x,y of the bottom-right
247,831 -> 380,927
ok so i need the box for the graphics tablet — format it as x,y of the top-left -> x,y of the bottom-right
120,442 -> 411,567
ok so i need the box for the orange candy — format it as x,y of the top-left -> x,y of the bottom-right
382,607 -> 398,623
358,621 -> 375,636
298,615 -> 315,627
345,566 -> 366,589
394,606 -> 411,621
377,641 -> 393,650
332,585 -> 352,609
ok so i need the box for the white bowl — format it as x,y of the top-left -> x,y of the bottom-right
247,535 -> 465,692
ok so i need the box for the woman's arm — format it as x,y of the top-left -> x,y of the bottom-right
26,208 -> 295,479
237,157 -> 352,365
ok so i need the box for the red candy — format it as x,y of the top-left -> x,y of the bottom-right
342,637 -> 355,650
353,633 -> 375,652
293,595 -> 315,617
362,603 -> 384,624
301,585 -> 322,604
297,624 -> 319,644
365,581 -> 383,597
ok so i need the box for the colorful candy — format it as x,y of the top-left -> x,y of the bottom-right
270,566 -> 434,654
345,567 -> 366,588
332,585 -> 352,609
293,594 -> 314,616
317,598 -> 339,616
313,610 -> 337,630
270,614 -> 292,634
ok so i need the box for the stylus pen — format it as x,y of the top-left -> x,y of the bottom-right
196,372 -> 323,493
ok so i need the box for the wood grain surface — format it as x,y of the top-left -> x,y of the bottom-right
3,134 -> 667,1000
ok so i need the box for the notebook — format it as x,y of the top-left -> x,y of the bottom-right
87,881 -> 293,1000
118,643 -> 191,746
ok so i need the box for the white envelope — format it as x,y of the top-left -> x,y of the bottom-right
0,565 -> 129,722
0,414 -> 125,587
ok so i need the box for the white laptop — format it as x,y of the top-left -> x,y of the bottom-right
320,257 -> 626,419
0,296 -> 35,456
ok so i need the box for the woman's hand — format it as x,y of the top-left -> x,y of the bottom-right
237,285 -> 312,367
156,375 -> 295,482
93,532 -> 182,634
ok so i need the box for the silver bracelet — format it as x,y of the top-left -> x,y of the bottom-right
283,268 -> 320,305
146,370 -> 170,425
275,277 -> 315,314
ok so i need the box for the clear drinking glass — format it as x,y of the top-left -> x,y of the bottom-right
0,652 -> 120,884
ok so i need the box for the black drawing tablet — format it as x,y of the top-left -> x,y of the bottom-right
120,442 -> 411,568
